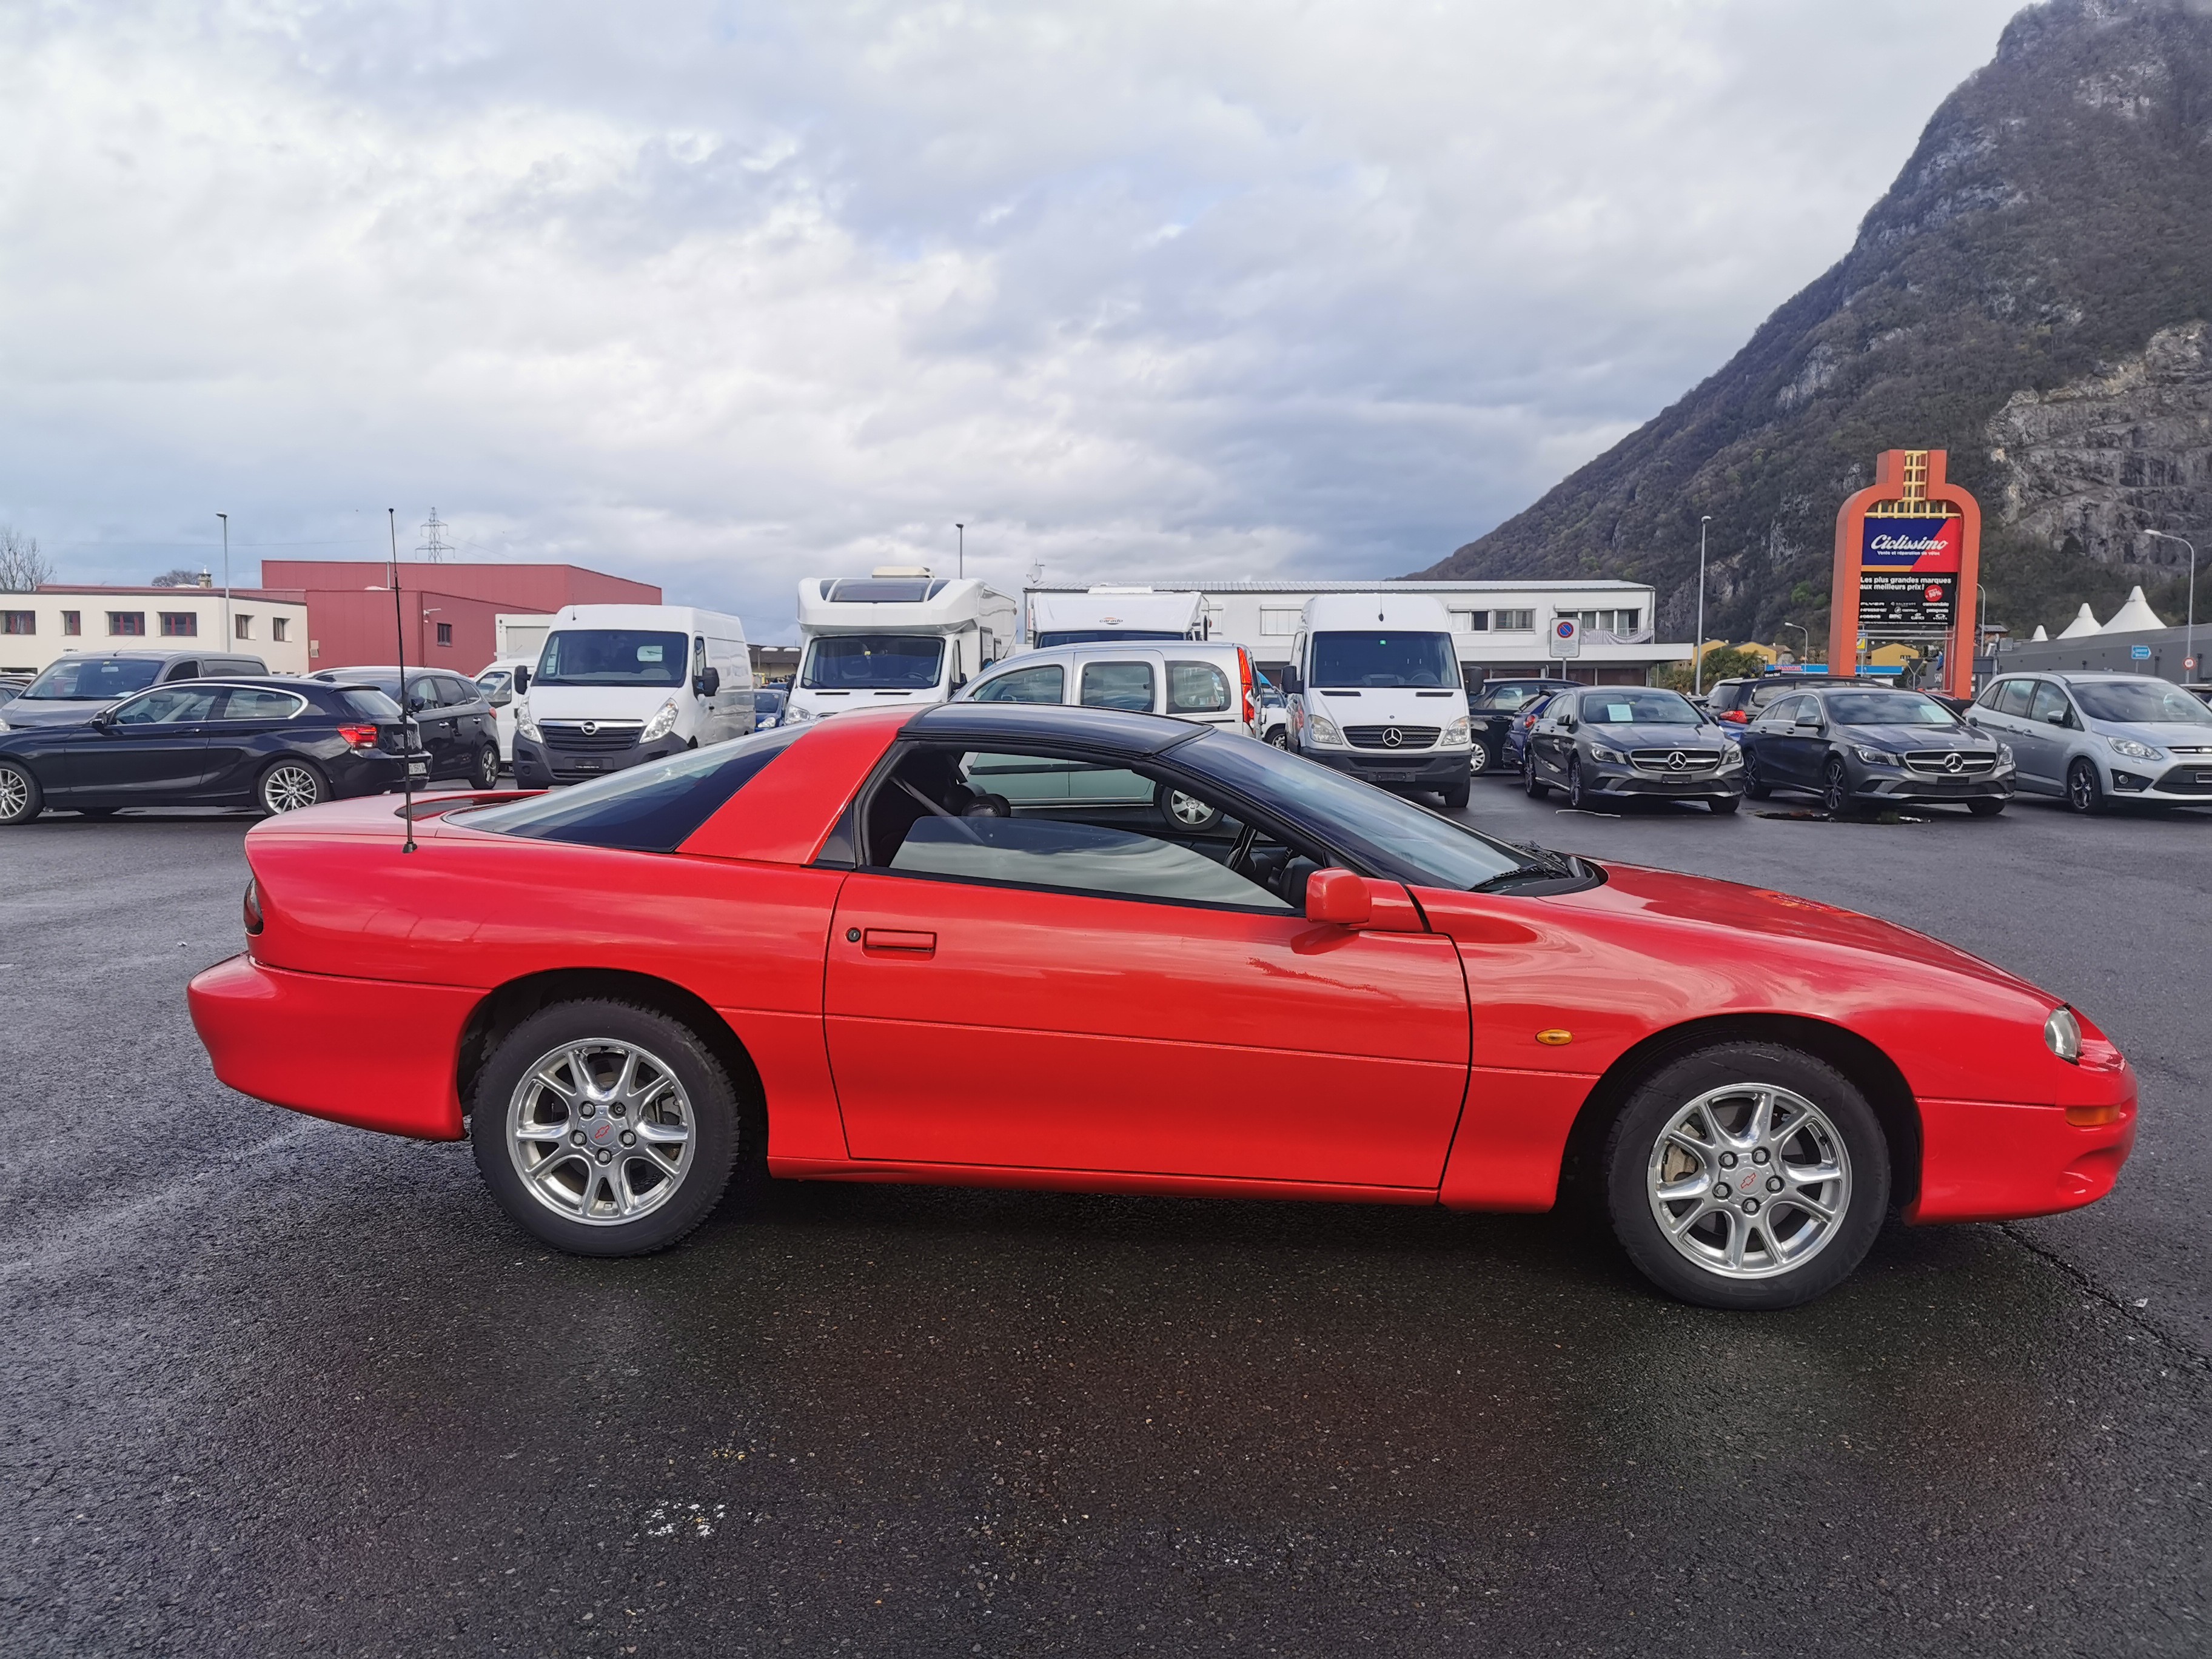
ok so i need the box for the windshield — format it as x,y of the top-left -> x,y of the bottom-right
455,726 -> 804,852
1825,692 -> 1957,726
1175,732 -> 1527,890
22,658 -> 164,700
2073,680 -> 2212,726
1311,631 -> 1457,689
1579,690 -> 1700,725
1034,629 -> 1187,648
803,635 -> 945,690
536,629 -> 688,688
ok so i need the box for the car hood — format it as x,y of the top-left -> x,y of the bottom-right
1836,724 -> 1992,751
1,698 -> 113,729
2086,719 -> 2212,748
1584,722 -> 1726,746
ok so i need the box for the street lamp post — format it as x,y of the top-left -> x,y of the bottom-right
216,512 -> 230,644
2143,530 -> 2198,679
1780,621 -> 1808,663
1694,516 -> 1711,695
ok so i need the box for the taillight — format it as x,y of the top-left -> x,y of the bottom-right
1238,647 -> 1256,726
243,878 -> 264,936
338,723 -> 378,748
1721,709 -> 1749,724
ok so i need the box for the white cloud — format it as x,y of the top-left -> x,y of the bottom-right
0,0 -> 2024,638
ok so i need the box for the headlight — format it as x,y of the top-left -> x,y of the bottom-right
1720,742 -> 1743,768
1306,709 -> 1344,746
1996,743 -> 2014,770
1440,716 -> 1471,747
517,711 -> 541,743
784,700 -> 816,723
2045,1005 -> 2082,1064
2106,736 -> 2163,762
1852,746 -> 1899,766
1587,743 -> 1624,763
642,697 -> 681,742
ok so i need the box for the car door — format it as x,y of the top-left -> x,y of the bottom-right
70,684 -> 224,802
199,686 -> 307,801
1771,694 -> 1826,786
1742,695 -> 1800,788
407,674 -> 459,777
2002,679 -> 2060,788
441,674 -> 494,760
822,743 -> 1473,1188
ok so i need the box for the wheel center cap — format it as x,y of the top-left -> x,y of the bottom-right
587,1119 -> 616,1147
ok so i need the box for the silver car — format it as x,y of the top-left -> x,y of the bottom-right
1969,671 -> 2212,811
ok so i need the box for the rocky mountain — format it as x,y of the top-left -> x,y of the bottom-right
1421,0 -> 2212,647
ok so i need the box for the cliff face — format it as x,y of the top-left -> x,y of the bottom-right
1420,0 -> 2212,642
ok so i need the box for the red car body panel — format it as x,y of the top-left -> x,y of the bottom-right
187,708 -> 2137,1228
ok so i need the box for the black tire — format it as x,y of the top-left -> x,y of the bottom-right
1742,751 -> 1772,800
1709,793 -> 1741,814
1473,742 -> 1496,775
2065,759 -> 2104,815
258,758 -> 327,816
1966,797 -> 2006,818
470,999 -> 742,1257
1440,774 -> 1471,810
1523,749 -> 1549,800
1264,728 -> 1289,750
1604,1041 -> 1890,1310
1164,789 -> 1222,831
0,760 -> 44,826
473,743 -> 501,791
1567,755 -> 1592,811
1820,757 -> 1854,818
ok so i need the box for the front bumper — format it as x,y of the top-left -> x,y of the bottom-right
1846,762 -> 2014,802
1304,746 -> 1470,786
1578,763 -> 1744,800
2106,759 -> 2212,801
1908,1056 -> 2137,1224
514,731 -> 687,788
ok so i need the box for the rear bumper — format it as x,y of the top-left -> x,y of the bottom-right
187,954 -> 478,1140
1304,747 -> 1469,786
327,749 -> 417,800
1907,1063 -> 2137,1223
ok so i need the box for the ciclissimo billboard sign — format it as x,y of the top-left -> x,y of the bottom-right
1858,514 -> 1960,630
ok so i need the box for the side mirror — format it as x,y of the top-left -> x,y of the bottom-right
407,694 -> 427,712
952,674 -> 969,692
2046,709 -> 2069,727
1795,711 -> 1821,728
92,708 -> 116,728
511,666 -> 530,695
1281,666 -> 1303,694
697,666 -> 722,697
1305,868 -> 1372,927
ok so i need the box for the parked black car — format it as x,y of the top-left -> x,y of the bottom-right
1523,686 -> 1745,813
1498,689 -> 1562,774
0,678 -> 426,825
1703,673 -> 1891,727
1468,676 -> 1581,772
1738,686 -> 2014,816
313,666 -> 501,789
0,649 -> 269,729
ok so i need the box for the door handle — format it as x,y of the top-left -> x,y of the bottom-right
860,928 -> 936,956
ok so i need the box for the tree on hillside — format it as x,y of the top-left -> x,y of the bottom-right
1655,646 -> 1768,694
1,526 -> 55,592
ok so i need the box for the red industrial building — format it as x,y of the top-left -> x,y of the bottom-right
259,560 -> 662,672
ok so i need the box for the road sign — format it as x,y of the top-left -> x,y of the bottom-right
1548,616 -> 1580,660
2188,656 -> 2199,672
2131,644 -> 2153,660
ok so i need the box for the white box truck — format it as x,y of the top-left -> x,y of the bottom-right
511,604 -> 752,786
1281,593 -> 1473,806
1025,586 -> 1207,648
785,568 -> 1016,725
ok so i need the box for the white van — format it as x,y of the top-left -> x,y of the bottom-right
785,568 -> 1016,725
512,605 -> 751,786
472,655 -> 539,766
1025,586 -> 1207,649
1282,594 -> 1473,806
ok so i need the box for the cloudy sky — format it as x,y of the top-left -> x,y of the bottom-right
1,0 -> 2025,639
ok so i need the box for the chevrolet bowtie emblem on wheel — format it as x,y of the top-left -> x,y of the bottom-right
1382,727 -> 1404,748
1667,751 -> 1688,770
580,722 -> 598,736
1945,752 -> 1963,773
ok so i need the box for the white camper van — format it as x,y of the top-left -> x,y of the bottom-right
1025,586 -> 1207,649
1282,593 -> 1473,806
785,569 -> 1016,725
511,605 -> 752,787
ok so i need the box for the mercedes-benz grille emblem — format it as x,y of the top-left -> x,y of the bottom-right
1382,726 -> 1404,748
580,721 -> 598,736
1945,752 -> 1963,773
1667,750 -> 1688,771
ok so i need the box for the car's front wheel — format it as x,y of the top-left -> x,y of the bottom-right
1742,752 -> 1771,800
471,1000 -> 741,1256
1523,749 -> 1549,800
258,759 -> 327,815
1604,1041 -> 1889,1309
1567,756 -> 1591,811
1440,774 -> 1471,809
1264,729 -> 1289,750
2065,758 -> 2104,814
1820,757 -> 1854,817
1967,797 -> 2006,818
0,760 -> 43,826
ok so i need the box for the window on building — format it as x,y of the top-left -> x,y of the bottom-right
436,622 -> 454,647
1492,609 -> 1535,632
235,614 -> 253,639
272,617 -> 289,642
2,611 -> 32,635
1562,608 -> 1643,635
1259,608 -> 1302,636
61,611 -> 81,635
1448,609 -> 1490,632
109,612 -> 146,636
159,612 -> 198,637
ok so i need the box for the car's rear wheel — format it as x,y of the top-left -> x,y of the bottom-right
1165,789 -> 1222,830
2065,759 -> 2104,814
473,743 -> 501,790
1523,749 -> 1549,800
258,759 -> 326,815
1604,1041 -> 1889,1309
0,761 -> 43,826
471,1000 -> 741,1256
1967,797 -> 2006,818
1820,757 -> 1854,817
1264,729 -> 1289,749
1472,742 -> 1495,774
1742,752 -> 1771,800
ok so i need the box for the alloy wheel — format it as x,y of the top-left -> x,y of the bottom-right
261,764 -> 323,814
475,745 -> 500,789
505,1038 -> 695,1225
1568,756 -> 1586,810
1646,1082 -> 1852,1280
2067,760 -> 2101,813
0,765 -> 30,822
1166,789 -> 1219,828
1822,760 -> 1849,816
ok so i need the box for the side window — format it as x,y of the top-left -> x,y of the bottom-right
442,675 -> 477,706
863,746 -> 1291,911
1975,680 -> 2006,710
2028,682 -> 2072,725
1079,661 -> 1156,712
1166,661 -> 1232,714
971,665 -> 1065,705
113,686 -> 221,725
217,688 -> 304,721
1994,680 -> 2035,718
1764,695 -> 1805,725
165,660 -> 201,680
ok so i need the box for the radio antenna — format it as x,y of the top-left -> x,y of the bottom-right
389,508 -> 417,853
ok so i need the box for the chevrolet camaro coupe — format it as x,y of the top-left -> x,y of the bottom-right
187,704 -> 2136,1310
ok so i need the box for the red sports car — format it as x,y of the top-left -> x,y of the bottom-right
187,703 -> 2136,1309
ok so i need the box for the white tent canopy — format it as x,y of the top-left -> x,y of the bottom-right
2056,603 -> 2102,639
2101,585 -> 2168,632
2030,624 -> 2049,641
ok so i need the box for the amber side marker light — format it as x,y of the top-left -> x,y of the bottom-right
1535,1029 -> 1573,1047
2065,1104 -> 2126,1129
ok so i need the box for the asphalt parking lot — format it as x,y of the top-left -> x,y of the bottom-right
4,783 -> 2209,1657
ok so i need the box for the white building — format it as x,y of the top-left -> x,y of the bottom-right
1023,578 -> 1688,687
0,586 -> 312,677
